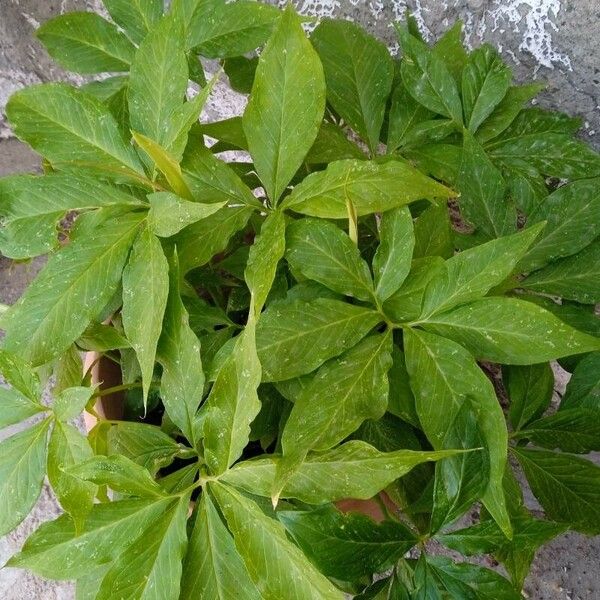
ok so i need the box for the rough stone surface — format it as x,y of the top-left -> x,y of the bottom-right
1,0 -> 600,598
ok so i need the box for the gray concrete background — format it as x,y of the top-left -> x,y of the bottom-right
1,0 -> 599,598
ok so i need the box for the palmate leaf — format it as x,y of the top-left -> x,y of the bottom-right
0,388 -> 45,429
311,18 -> 394,153
243,5 -> 325,203
5,84 -> 145,179
36,12 -> 136,74
3,212 -> 144,366
420,297 -> 600,365
282,159 -> 453,219
181,492 -> 260,599
211,482 -> 344,600
103,0 -> 163,45
221,441 -> 462,504
0,350 -> 41,400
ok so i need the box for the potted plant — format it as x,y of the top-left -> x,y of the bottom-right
1,1 -> 599,597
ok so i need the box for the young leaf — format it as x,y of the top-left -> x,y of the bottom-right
421,297 -> 600,364
122,226 -> 170,406
513,447 -> 600,535
461,44 -> 511,133
0,419 -> 51,536
181,492 -> 260,599
221,441 -> 462,504
2,212 -> 143,366
282,159 -> 452,219
311,19 -> 394,152
420,223 -> 543,317
6,84 -> 144,178
8,496 -> 176,579
278,505 -> 417,579
274,333 -> 393,500
286,218 -> 375,301
103,0 -> 163,45
128,15 -> 188,146
147,192 -> 225,237
96,495 -> 189,600
53,386 -> 95,422
47,421 -> 96,529
256,298 -> 381,381
522,239 -> 600,303
404,329 -> 510,536
560,352 -> 600,410
70,455 -> 165,497
373,207 -> 415,302
157,254 -> 204,446
211,482 -> 344,600
503,363 -> 554,431
243,5 -> 325,203
36,12 -> 135,74
457,130 -> 515,239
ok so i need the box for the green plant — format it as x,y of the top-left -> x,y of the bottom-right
1,1 -> 599,597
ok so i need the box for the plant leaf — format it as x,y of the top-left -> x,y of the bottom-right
0,388 -> 45,429
211,482 -> 344,600
256,298 -> 381,381
53,386 -> 95,422
311,19 -> 394,152
243,5 -> 325,203
560,352 -> 600,410
103,0 -> 163,45
221,440 -> 462,504
387,85 -> 433,152
0,350 -> 40,400
3,212 -> 143,365
373,207 -> 415,302
412,201 -> 453,260
282,158 -> 452,218
122,226 -> 170,405
286,218 -> 375,301
421,297 -> 600,364
36,12 -> 135,74
279,504 -> 417,580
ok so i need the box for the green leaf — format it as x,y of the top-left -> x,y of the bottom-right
47,421 -> 96,529
404,328 -> 510,536
36,12 -> 135,74
282,158 -> 453,219
223,56 -> 258,94
397,25 -> 463,124
0,349 -> 40,399
476,83 -> 543,143
306,121 -> 366,164
560,352 -> 600,410
520,179 -> 600,271
279,505 -> 417,580
147,191 -> 225,237
243,5 -> 325,203
412,201 -> 453,260
189,1 -> 280,57
96,495 -> 189,600
0,173 -> 143,259
53,386 -> 95,421
2,212 -> 143,366
6,83 -> 144,178
513,447 -> 600,534
0,388 -> 45,429
421,297 -> 600,364
103,0 -> 163,45
157,255 -> 204,446
221,440 -> 462,504
129,15 -> 187,147
122,226 -> 169,405
461,44 -> 511,133
256,298 -> 381,381
522,240 -> 600,304
387,85 -> 433,153
70,455 -> 165,497
387,345 -> 419,427
8,496 -> 176,579
0,419 -> 51,536
286,218 -> 374,301
311,19 -> 394,152
457,130 -> 515,239
505,160 -> 548,215
78,323 -> 130,352
514,408 -> 600,454
373,207 -> 415,302
432,21 -> 467,82
211,482 -> 344,599
503,363 -> 554,431
420,223 -> 543,317
274,333 -> 392,500
181,492 -> 260,599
